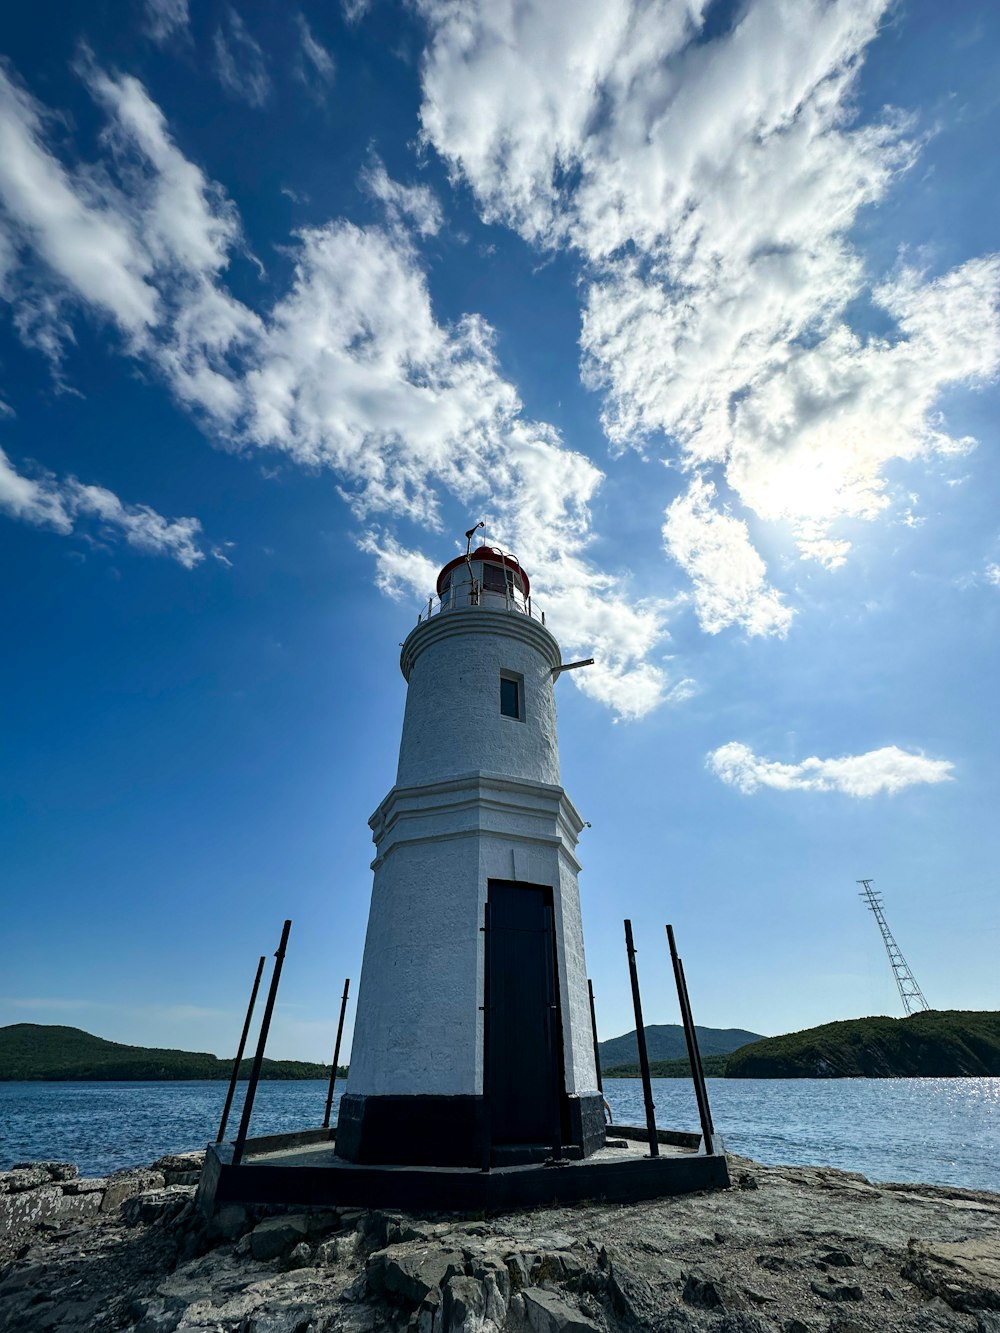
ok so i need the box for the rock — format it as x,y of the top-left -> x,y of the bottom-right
483,1272 -> 508,1326
243,1304 -> 316,1332
505,1252 -> 530,1292
287,1241 -> 313,1268
121,1186 -> 196,1227
368,1243 -> 465,1307
0,1184 -> 64,1234
976,1314 -> 1000,1333
522,1287 -> 601,1333
0,1167 -> 50,1193
61,1176 -> 107,1195
133,1297 -> 183,1333
101,1168 -> 165,1213
609,1264 -> 660,1325
53,1190 -> 103,1221
10,1162 -> 79,1183
251,1215 -> 312,1262
683,1272 -> 751,1312
210,1201 -> 254,1240
809,1279 -> 864,1302
818,1249 -> 857,1268
714,1318 -> 782,1333
443,1275 -> 486,1331
314,1236 -> 344,1265
903,1238 -> 1000,1312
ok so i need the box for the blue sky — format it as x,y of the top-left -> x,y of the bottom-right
1,0 -> 998,1062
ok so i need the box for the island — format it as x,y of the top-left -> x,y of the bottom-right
0,1024 -> 346,1082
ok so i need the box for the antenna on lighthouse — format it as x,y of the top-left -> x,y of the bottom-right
464,520 -> 485,557
857,879 -> 930,1016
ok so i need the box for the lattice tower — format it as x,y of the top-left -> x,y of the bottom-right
857,879 -> 930,1016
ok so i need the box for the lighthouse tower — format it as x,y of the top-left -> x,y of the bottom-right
338,545 -> 604,1167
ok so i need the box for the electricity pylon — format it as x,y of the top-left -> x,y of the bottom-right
858,880 -> 930,1016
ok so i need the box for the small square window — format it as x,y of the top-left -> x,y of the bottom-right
500,674 -> 522,719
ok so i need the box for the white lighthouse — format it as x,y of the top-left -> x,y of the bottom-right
337,544 -> 603,1167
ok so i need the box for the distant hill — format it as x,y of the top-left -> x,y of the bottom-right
597,1024 -> 763,1071
725,1010 -> 1000,1078
0,1024 -> 346,1082
603,1053 -> 730,1079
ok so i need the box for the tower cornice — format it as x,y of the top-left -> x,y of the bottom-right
399,606 -> 561,681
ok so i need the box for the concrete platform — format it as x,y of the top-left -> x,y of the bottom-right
197,1125 -> 729,1216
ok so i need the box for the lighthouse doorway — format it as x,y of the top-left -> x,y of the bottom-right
485,880 -> 564,1153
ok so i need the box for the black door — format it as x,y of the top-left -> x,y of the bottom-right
485,880 -> 562,1145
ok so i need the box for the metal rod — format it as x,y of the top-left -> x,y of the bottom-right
666,924 -> 716,1151
624,919 -> 658,1157
232,919 -> 291,1167
322,978 -> 351,1129
587,978 -> 604,1095
216,955 -> 265,1143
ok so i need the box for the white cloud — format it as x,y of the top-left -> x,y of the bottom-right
363,158 -> 442,237
213,9 -> 272,108
295,14 -> 335,97
416,0 -> 1000,615
0,65 -> 673,717
707,741 -> 954,797
985,564 -> 1000,588
144,0 -> 189,43
0,63 -> 157,334
0,445 -> 206,567
663,477 -> 792,635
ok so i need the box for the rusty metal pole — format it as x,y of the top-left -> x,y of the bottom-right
587,978 -> 604,1095
216,954 -> 266,1143
624,920 -> 659,1157
232,919 -> 291,1167
322,978 -> 351,1130
666,924 -> 717,1153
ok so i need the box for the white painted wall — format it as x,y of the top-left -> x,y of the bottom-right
397,608 -> 561,788
346,596 -> 598,1104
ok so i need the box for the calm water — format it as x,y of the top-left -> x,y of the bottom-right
0,1078 -> 997,1192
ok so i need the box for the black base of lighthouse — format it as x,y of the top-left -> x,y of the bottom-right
337,1092 -> 606,1167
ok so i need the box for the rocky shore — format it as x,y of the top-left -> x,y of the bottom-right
1,1151 -> 999,1332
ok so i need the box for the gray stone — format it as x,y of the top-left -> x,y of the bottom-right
903,1238 -> 1000,1312
809,1279 -> 864,1302
287,1241 -> 313,1268
1,1167 -> 50,1193
0,1183 -> 64,1234
251,1215 -> 312,1262
121,1186 -> 196,1227
976,1315 -> 1000,1333
817,1249 -> 857,1268
133,1297 -> 183,1333
609,1264 -> 660,1325
61,1176 -> 108,1195
369,1244 -> 465,1307
443,1275 -> 486,1332
243,1304 -> 316,1333
210,1202 -> 253,1240
11,1162 -> 79,1183
53,1190 -> 103,1221
315,1236 -> 344,1265
522,1287 -> 601,1333
101,1168 -> 165,1213
683,1272 -> 751,1312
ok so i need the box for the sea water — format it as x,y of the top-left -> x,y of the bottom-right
0,1077 -> 997,1191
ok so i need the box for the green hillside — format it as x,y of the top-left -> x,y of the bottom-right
597,1024 -> 763,1070
725,1010 -> 1000,1078
603,1053 -> 730,1079
0,1024 -> 347,1082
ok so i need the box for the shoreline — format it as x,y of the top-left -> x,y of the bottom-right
2,1151 -> 999,1331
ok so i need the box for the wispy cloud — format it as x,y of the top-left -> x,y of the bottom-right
295,14 -> 335,100
707,741 -> 955,797
213,9 -> 272,108
0,445 -> 207,567
143,0 -> 190,44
